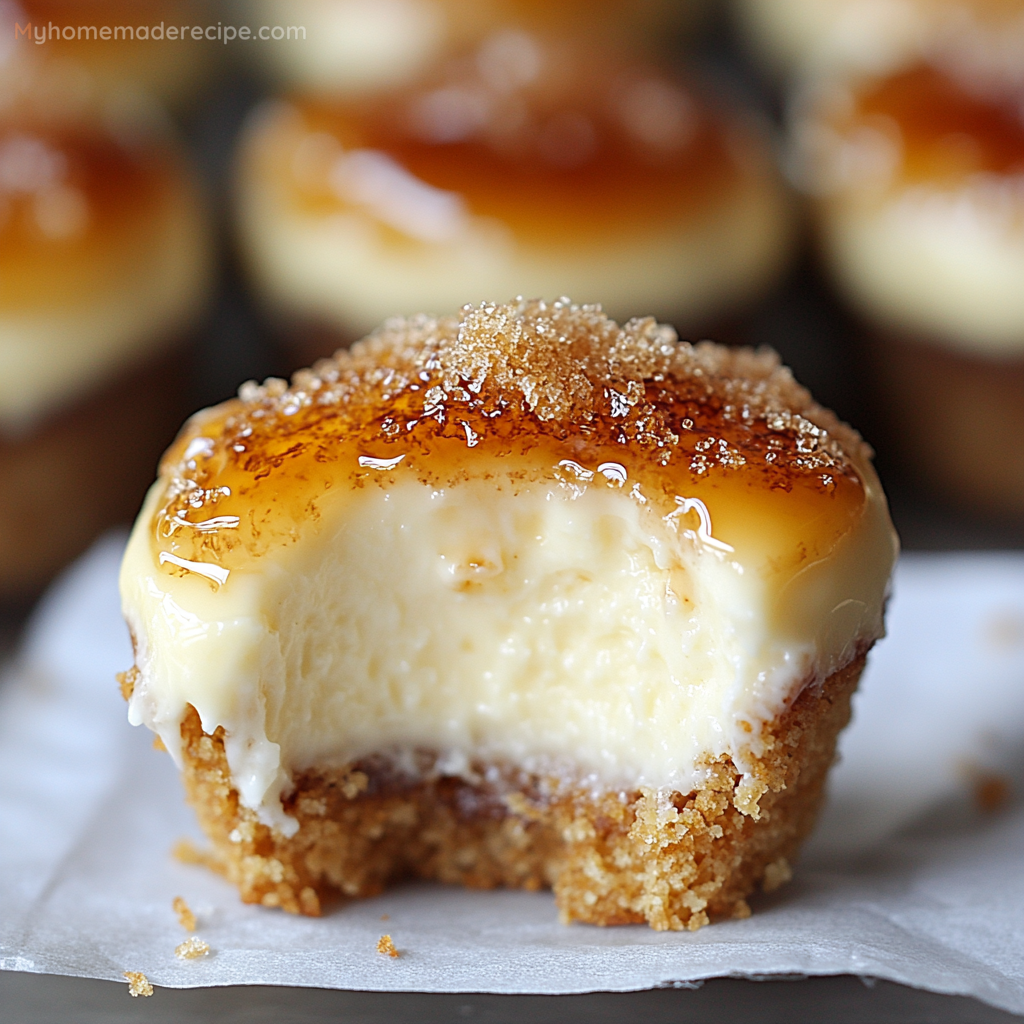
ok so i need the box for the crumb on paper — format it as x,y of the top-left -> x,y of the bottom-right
172,896 -> 196,931
376,934 -> 399,958
380,913 -> 389,921
975,773 -> 1011,813
175,937 -> 211,960
124,971 -> 153,998
762,857 -> 792,893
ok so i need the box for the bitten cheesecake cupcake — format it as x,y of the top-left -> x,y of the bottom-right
236,32 -> 795,365
3,0 -> 215,109
119,299 -> 897,930
0,62 -> 212,600
238,0 -> 700,98
793,45 -> 1024,512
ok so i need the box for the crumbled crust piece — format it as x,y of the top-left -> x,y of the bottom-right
124,971 -> 153,997
175,937 -> 211,960
376,934 -> 399,958
172,896 -> 196,931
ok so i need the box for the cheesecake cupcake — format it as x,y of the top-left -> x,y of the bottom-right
792,32 -> 1024,513
236,31 -> 795,365
237,0 -> 702,99
119,298 -> 897,930
2,0 -> 215,109
0,61 -> 212,601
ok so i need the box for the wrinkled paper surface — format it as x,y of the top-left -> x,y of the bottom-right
1,536 -> 1023,1011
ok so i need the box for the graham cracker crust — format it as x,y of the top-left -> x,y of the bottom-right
173,654 -> 864,931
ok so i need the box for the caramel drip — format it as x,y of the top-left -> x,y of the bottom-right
0,120 -> 182,308
274,41 -> 744,244
856,64 -> 1024,185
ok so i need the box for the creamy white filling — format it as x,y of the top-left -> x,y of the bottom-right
820,182 -> 1024,356
121,460 -> 895,835
0,183 -> 212,432
237,153 -> 793,339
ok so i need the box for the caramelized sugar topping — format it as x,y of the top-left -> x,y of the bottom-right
854,63 -> 1024,185
0,112 -> 184,308
271,33 -> 746,243
152,300 -> 870,578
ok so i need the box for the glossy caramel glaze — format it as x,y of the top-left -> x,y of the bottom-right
0,115 -> 186,310
151,300 -> 870,579
269,34 -> 749,244
853,63 -> 1024,185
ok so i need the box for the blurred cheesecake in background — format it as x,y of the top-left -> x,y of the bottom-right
0,0 -> 215,109
236,0 -> 704,98
791,9 -> 1024,514
0,60 -> 213,602
235,29 -> 795,365
733,0 -> 1024,79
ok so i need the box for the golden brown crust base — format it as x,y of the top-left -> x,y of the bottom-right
175,654 -> 864,931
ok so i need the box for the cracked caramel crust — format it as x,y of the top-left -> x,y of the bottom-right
151,299 -> 872,572
171,654 -> 865,931
166,298 -> 867,480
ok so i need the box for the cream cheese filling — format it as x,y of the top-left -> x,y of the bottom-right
121,457 -> 895,836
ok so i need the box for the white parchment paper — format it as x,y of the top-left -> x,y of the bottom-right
1,536 -> 1023,1011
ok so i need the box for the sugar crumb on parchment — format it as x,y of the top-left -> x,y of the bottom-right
175,937 -> 211,960
124,971 -> 153,997
376,934 -> 399,958
172,896 -> 196,931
